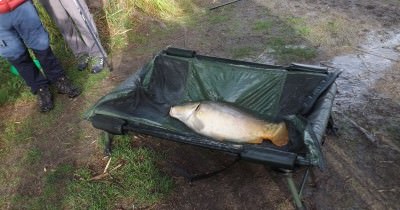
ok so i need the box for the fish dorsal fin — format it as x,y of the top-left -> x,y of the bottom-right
194,102 -> 201,111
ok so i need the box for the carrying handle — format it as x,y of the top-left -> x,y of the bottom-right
165,47 -> 196,58
287,63 -> 328,74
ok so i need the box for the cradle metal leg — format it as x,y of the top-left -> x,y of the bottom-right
299,167 -> 310,197
284,168 -> 310,210
326,115 -> 338,137
104,132 -> 113,156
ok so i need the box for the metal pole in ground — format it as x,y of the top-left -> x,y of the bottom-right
209,0 -> 242,10
72,0 -> 111,70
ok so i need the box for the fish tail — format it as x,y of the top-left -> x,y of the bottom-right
262,122 -> 289,146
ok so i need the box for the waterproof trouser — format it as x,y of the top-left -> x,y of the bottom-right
8,48 -> 65,93
38,0 -> 106,58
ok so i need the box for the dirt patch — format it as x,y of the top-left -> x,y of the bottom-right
375,62 -> 400,103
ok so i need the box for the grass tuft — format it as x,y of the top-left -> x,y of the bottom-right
286,16 -> 311,36
64,135 -> 173,209
26,147 -> 42,164
266,35 -> 317,64
98,0 -> 194,51
231,47 -> 254,59
308,16 -> 358,49
252,20 -> 272,32
0,59 -> 30,105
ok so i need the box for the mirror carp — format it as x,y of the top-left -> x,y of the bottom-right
169,101 -> 289,146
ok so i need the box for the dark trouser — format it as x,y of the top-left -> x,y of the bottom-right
8,48 -> 65,93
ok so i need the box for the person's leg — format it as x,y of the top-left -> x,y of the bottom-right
59,0 -> 107,73
13,1 -> 65,82
9,50 -> 54,112
59,0 -> 105,58
6,50 -> 54,112
0,8 -> 49,93
14,1 -> 81,98
0,33 -> 49,93
0,3 -> 53,112
38,0 -> 88,58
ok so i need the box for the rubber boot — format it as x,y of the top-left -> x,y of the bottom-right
77,54 -> 89,71
91,56 -> 104,73
37,86 -> 54,112
54,76 -> 81,98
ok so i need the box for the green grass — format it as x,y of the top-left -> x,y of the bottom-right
0,97 -> 66,156
221,12 -> 317,63
98,0 -> 194,51
231,47 -> 254,59
26,147 -> 42,164
252,20 -> 272,32
39,164 -> 75,209
284,15 -> 358,51
64,135 -> 173,209
2,118 -> 34,148
267,37 -> 317,63
313,18 -> 356,47
135,0 -> 184,19
286,16 -> 311,36
0,59 -> 30,105
258,16 -> 318,64
9,164 -> 75,210
208,12 -> 230,24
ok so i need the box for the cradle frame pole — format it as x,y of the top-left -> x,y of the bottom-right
104,132 -> 113,156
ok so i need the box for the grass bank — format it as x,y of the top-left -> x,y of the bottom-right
0,0 -> 193,209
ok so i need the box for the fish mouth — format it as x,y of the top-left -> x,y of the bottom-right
169,106 -> 176,117
169,102 -> 201,120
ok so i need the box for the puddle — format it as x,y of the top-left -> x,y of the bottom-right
252,30 -> 400,111
328,31 -> 400,111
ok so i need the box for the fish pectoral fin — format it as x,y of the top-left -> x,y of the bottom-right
259,122 -> 289,147
211,134 -> 225,141
269,123 -> 289,147
190,117 -> 205,131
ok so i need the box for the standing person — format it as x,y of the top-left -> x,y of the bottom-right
0,0 -> 81,112
38,0 -> 107,73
